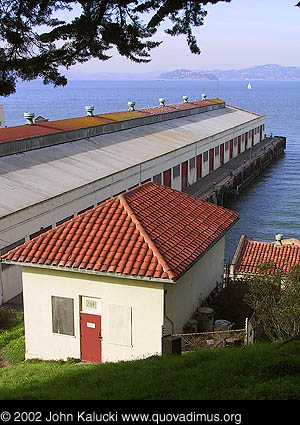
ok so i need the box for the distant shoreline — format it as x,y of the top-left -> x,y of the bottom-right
60,64 -> 300,82
65,78 -> 300,82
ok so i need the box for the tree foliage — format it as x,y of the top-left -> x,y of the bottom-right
0,0 -> 231,96
244,264 -> 300,342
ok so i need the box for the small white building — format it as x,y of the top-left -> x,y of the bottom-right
1,183 -> 239,363
0,97 -> 264,304
230,234 -> 300,280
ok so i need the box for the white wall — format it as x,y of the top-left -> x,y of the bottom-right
0,264 -> 22,303
224,142 -> 230,163
22,267 -> 164,363
214,148 -> 220,170
163,237 -> 225,334
202,155 -> 209,177
188,161 -> 197,185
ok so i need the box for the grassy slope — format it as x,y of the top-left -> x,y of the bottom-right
1,328 -> 300,400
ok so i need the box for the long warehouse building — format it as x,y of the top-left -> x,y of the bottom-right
0,97 -> 265,303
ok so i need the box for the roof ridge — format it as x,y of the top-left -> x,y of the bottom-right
118,193 -> 176,280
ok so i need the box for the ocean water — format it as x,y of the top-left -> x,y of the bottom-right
1,79 -> 299,259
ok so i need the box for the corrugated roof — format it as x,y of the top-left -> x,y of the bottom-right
1,183 -> 239,281
0,99 -> 223,144
235,238 -> 300,274
0,105 -> 260,218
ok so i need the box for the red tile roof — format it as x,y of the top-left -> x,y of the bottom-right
234,238 -> 300,274
1,183 -> 238,281
0,99 -> 224,144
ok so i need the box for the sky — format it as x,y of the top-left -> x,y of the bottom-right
65,0 -> 300,75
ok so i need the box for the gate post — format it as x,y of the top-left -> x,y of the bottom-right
244,317 -> 249,345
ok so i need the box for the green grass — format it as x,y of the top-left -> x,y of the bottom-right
1,320 -> 300,400
0,322 -> 24,350
1,334 -> 25,365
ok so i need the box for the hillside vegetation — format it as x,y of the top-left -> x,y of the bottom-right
1,313 -> 300,400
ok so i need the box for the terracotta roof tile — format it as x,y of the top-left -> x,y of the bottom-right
235,239 -> 300,274
1,183 -> 238,282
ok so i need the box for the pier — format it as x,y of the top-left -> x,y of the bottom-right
184,136 -> 286,205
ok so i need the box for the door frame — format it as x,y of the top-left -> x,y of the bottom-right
209,148 -> 214,172
80,296 -> 102,363
80,311 -> 102,363
220,144 -> 224,165
181,161 -> 188,189
229,139 -> 233,159
196,154 -> 202,179
163,169 -> 171,187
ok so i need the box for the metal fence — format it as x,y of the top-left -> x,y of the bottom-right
173,313 -> 257,352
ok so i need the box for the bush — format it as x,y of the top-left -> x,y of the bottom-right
0,307 -> 22,330
245,264 -> 300,341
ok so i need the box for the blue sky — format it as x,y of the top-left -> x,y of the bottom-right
67,0 -> 300,74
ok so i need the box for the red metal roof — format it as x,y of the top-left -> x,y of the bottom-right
235,239 -> 300,274
0,99 -> 224,144
1,182 -> 238,281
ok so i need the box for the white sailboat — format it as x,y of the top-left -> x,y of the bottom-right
247,81 -> 252,89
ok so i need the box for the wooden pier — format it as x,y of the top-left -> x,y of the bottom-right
184,136 -> 286,205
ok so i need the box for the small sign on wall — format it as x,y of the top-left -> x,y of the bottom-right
81,296 -> 102,315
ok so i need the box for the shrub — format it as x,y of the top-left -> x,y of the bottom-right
245,264 -> 300,341
0,307 -> 22,330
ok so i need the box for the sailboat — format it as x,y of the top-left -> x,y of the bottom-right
247,81 -> 252,89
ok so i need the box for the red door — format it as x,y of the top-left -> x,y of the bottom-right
80,312 -> 101,363
181,161 -> 188,189
209,148 -> 214,172
245,132 -> 248,150
260,125 -> 263,141
163,169 -> 171,187
229,139 -> 233,159
237,136 -> 241,154
220,144 -> 224,165
196,154 -> 202,179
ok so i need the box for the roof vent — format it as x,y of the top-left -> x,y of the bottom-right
202,94 -> 207,100
24,112 -> 35,125
128,101 -> 135,111
159,98 -> 165,107
275,234 -> 283,247
183,96 -> 189,103
34,115 -> 48,123
85,105 -> 94,116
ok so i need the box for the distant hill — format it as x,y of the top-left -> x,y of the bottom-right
159,65 -> 300,81
158,69 -> 217,80
65,70 -> 163,81
65,64 -> 300,81
212,64 -> 300,80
